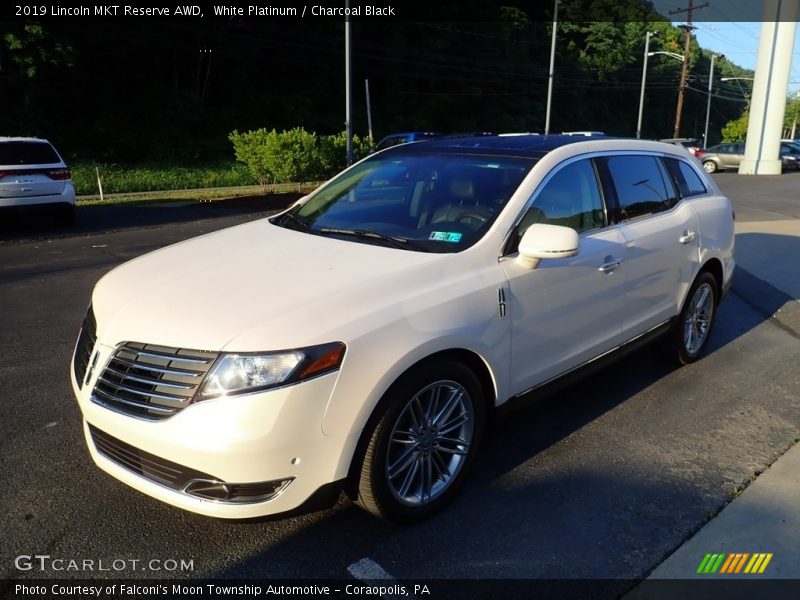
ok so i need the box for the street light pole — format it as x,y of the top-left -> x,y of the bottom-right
637,31 -> 656,139
721,77 -> 754,108
545,0 -> 559,135
703,53 -> 723,149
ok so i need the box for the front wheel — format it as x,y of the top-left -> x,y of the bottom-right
665,271 -> 719,365
351,359 -> 486,522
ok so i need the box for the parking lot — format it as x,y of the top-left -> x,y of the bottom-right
1,174 -> 799,596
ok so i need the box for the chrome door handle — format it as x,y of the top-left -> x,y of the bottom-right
679,230 -> 696,244
598,258 -> 622,273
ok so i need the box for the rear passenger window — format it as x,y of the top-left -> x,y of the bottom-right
664,158 -> 708,198
514,159 -> 605,245
604,155 -> 677,221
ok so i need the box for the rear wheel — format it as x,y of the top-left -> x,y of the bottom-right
703,160 -> 717,174
665,271 -> 719,365
351,359 -> 486,522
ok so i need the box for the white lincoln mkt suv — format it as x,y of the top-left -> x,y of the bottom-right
72,135 -> 735,522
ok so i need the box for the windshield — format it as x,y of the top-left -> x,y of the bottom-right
274,153 -> 535,253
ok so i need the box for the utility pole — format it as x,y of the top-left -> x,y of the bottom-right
365,79 -> 373,146
345,0 -> 353,165
670,0 -> 708,138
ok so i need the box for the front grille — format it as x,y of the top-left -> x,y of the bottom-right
91,342 -> 218,420
73,306 -> 97,388
89,424 -> 216,490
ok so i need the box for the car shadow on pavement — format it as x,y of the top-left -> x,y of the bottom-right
732,232 -> 800,338
199,293 -> 792,585
0,193 -> 300,244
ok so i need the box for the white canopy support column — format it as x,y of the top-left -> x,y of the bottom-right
739,0 -> 799,174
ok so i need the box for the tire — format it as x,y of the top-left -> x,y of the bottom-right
665,271 -> 719,365
703,160 -> 717,174
351,358 -> 486,523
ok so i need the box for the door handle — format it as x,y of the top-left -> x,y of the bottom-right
679,230 -> 696,245
598,257 -> 622,273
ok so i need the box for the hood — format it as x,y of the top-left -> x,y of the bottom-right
93,218 -> 446,351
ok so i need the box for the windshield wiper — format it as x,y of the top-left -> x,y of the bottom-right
316,227 -> 426,251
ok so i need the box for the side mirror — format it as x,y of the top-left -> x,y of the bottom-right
516,223 -> 579,269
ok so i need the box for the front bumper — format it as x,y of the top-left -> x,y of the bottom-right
73,342 -> 356,519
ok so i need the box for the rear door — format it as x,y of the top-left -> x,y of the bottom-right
0,141 -> 67,199
599,154 -> 700,338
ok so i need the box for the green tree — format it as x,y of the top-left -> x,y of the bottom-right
2,24 -> 74,78
721,112 -> 749,142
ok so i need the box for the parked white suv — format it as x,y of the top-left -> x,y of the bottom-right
72,135 -> 735,522
0,137 -> 76,224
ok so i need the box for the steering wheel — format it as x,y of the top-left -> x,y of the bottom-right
456,212 -> 489,227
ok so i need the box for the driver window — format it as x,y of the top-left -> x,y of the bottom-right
515,159 -> 605,245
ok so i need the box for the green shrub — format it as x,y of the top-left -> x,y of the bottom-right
230,127 -> 373,184
70,162 -> 255,196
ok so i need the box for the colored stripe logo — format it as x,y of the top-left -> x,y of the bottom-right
697,552 -> 773,574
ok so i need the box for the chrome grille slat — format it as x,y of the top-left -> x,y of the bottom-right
98,377 -> 192,402
108,357 -> 203,377
102,367 -> 195,390
122,349 -> 212,364
90,342 -> 218,420
93,388 -> 176,415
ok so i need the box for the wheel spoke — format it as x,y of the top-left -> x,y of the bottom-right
426,385 -> 443,422
416,397 -> 430,427
391,429 -> 417,444
434,444 -> 468,456
432,389 -> 462,427
422,455 -> 433,501
437,434 -> 468,448
398,458 -> 420,498
388,445 -> 417,479
696,287 -> 710,310
431,449 -> 449,479
438,410 -> 469,435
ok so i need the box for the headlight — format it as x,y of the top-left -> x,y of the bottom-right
199,342 -> 345,399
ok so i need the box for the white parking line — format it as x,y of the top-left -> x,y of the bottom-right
347,558 -> 414,600
347,557 -> 396,580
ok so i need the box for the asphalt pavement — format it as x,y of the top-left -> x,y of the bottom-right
625,172 -> 800,593
1,177 -> 799,598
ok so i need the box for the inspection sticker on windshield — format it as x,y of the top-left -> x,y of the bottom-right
429,231 -> 463,243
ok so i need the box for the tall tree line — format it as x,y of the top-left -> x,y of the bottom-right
0,0 -> 752,163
